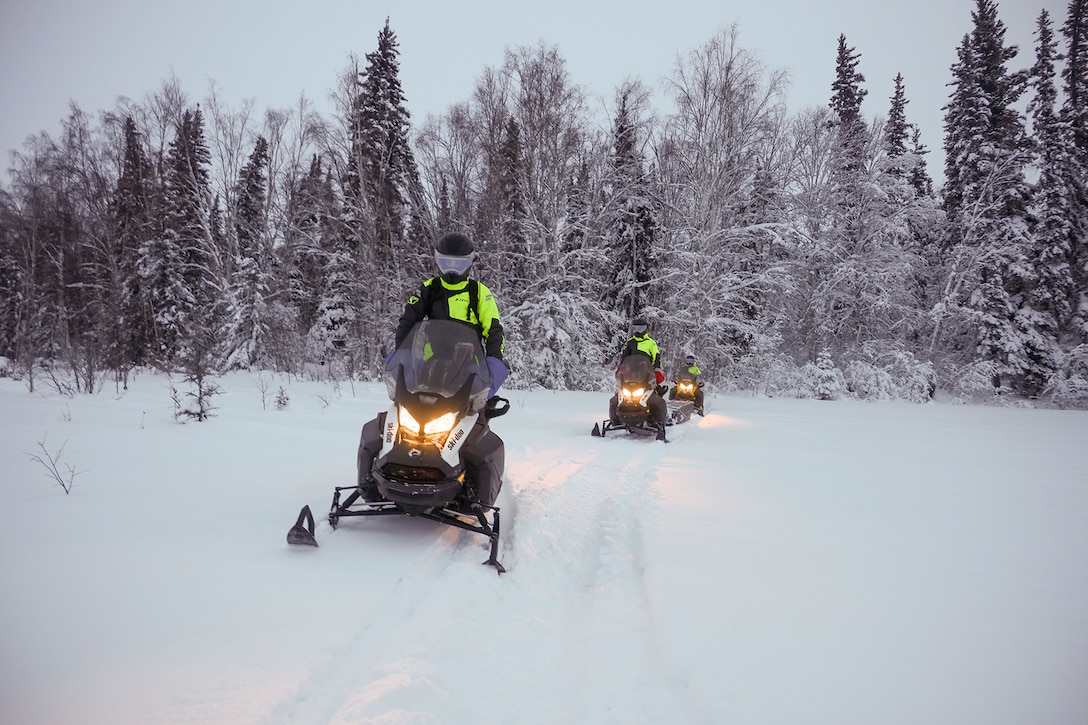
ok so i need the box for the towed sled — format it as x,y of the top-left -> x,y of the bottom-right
287,320 -> 510,573
591,354 -> 693,440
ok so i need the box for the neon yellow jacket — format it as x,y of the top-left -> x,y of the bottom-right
621,333 -> 661,368
395,277 -> 505,359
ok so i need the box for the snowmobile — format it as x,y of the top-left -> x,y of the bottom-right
591,354 -> 693,439
287,319 -> 510,573
669,369 -> 705,415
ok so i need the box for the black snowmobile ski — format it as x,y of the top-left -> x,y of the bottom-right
591,399 -> 692,439
286,505 -> 319,546
285,491 -> 505,572
324,485 -> 505,573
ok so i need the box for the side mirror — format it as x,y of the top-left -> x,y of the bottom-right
484,395 -> 510,420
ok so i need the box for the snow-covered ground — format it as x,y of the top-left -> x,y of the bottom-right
1,370 -> 1086,725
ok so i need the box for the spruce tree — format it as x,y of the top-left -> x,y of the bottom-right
353,22 -> 423,260
285,155 -> 336,337
1063,0 -> 1088,153
1029,10 -> 1076,330
943,0 -> 1029,223
110,116 -> 158,369
885,73 -> 910,162
940,0 -> 1036,391
829,34 -> 869,182
885,74 -> 934,197
497,116 -> 531,292
605,87 -> 657,320
1020,9 -> 1069,391
142,107 -> 217,367
346,19 -> 427,364
223,136 -> 271,368
1061,0 -> 1088,340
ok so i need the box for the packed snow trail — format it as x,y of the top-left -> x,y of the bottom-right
262,395 -> 704,724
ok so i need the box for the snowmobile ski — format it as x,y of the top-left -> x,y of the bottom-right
325,484 -> 506,573
286,505 -> 318,547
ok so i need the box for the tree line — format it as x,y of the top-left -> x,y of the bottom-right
1,1 -> 1086,406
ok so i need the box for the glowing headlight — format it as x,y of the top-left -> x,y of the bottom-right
423,411 -> 457,435
622,386 -> 646,402
398,407 -> 457,437
678,382 -> 694,392
398,406 -> 421,434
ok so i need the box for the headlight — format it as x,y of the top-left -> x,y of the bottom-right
423,411 -> 457,435
398,407 -> 457,437
622,386 -> 646,402
679,382 -> 694,392
398,406 -> 421,434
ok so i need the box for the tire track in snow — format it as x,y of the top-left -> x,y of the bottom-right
487,435 -> 689,723
263,418 -> 704,724
262,517 -> 480,725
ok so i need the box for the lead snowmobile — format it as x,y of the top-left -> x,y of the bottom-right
591,354 -> 693,439
287,319 -> 510,573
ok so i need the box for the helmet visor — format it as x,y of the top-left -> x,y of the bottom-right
632,323 -> 648,335
435,250 -> 475,277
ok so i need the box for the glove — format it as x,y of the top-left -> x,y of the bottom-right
655,368 -> 665,385
486,356 -> 508,398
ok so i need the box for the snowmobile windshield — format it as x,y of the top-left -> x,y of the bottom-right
385,319 -> 489,410
617,354 -> 655,386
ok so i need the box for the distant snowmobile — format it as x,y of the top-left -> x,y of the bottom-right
591,354 -> 693,439
287,319 -> 510,573
669,369 -> 705,415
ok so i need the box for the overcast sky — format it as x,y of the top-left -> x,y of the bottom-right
0,0 -> 1066,186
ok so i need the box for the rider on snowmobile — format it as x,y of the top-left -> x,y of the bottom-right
395,232 -> 508,398
609,317 -> 669,440
672,353 -> 705,416
359,233 -> 510,504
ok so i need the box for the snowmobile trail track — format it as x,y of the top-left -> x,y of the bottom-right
497,440 -> 688,721
270,516 -> 499,724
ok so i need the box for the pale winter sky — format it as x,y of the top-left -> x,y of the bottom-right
0,0 -> 1067,185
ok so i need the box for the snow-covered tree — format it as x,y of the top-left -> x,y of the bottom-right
1026,11 -> 1074,372
603,82 -> 658,321
939,0 -> 1038,392
657,25 -> 789,369
141,106 -> 219,368
108,116 -> 159,370
884,73 -> 915,187
343,19 -> 427,367
1060,0 -> 1088,342
222,136 -> 274,369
